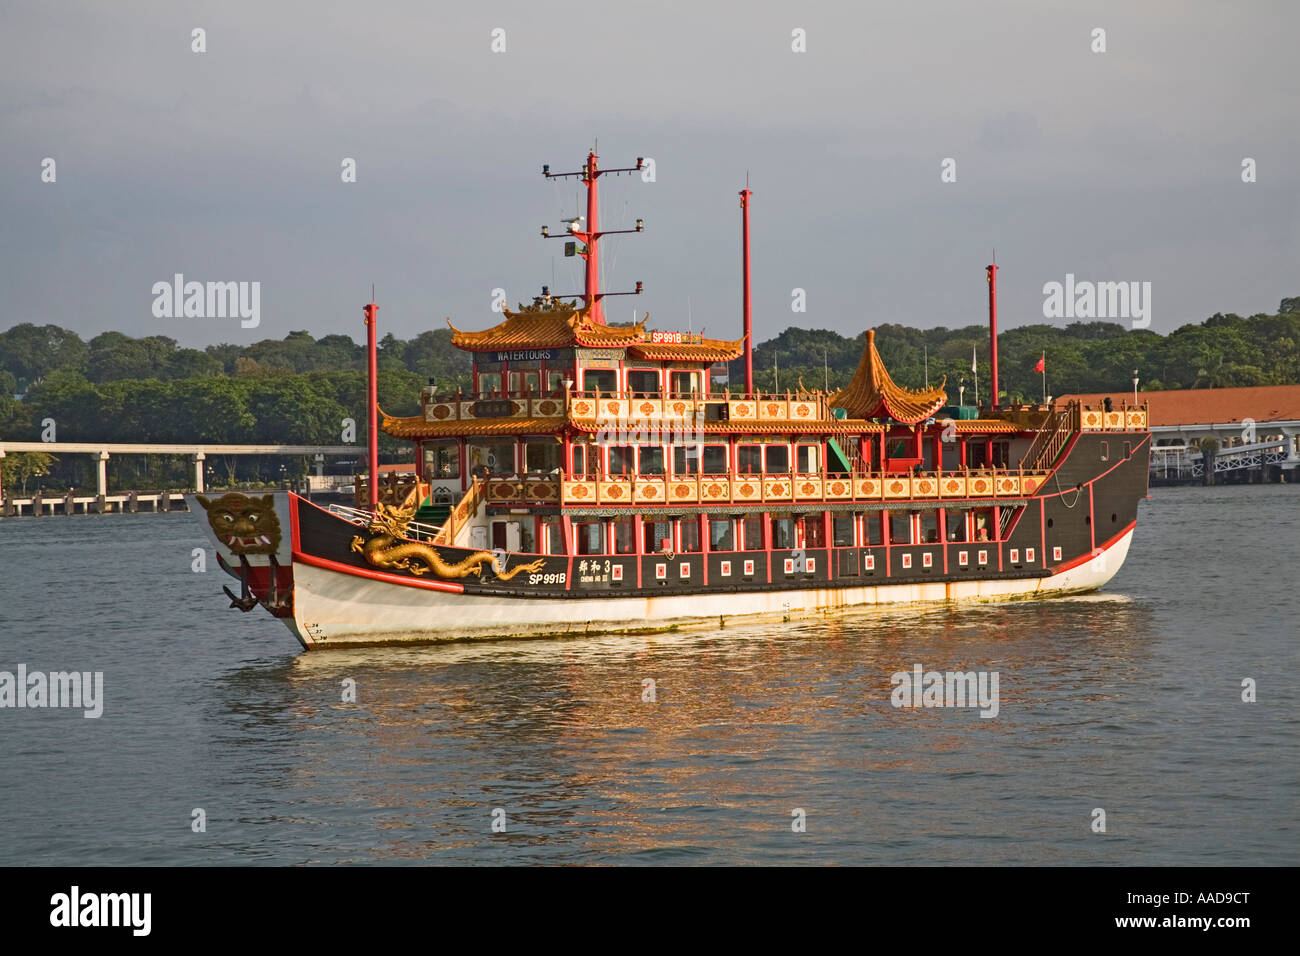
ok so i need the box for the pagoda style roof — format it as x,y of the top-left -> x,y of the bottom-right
448,306 -> 648,351
830,329 -> 948,425
447,305 -> 745,361
380,411 -> 565,440
628,339 -> 744,362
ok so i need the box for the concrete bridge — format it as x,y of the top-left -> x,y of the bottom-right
0,441 -> 362,499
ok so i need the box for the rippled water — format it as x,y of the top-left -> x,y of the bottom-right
1,485 -> 1296,865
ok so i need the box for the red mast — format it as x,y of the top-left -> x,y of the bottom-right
740,186 -> 753,396
542,151 -> 646,324
363,296 -> 379,511
584,151 -> 601,322
986,263 -> 999,409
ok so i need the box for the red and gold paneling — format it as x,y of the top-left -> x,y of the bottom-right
597,479 -> 632,503
562,480 -> 597,503
598,399 -> 630,422
762,478 -> 792,500
824,477 -> 853,500
569,398 -> 597,419
855,477 -> 881,499
700,478 -> 730,502
1080,409 -> 1103,429
667,480 -> 699,503
995,476 -> 1019,496
911,476 -> 938,497
662,399 -> 693,419
882,476 -> 911,499
634,479 -> 666,503
940,475 -> 967,497
967,475 -> 994,497
1125,409 -> 1147,429
732,478 -> 763,501
758,401 -> 788,420
1021,474 -> 1043,495
789,401 -> 818,421
425,401 -> 456,422
794,477 -> 823,500
728,401 -> 758,421
530,398 -> 564,418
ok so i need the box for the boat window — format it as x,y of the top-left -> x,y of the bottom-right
920,512 -> 940,543
524,439 -> 561,474
477,371 -> 502,395
468,441 -> 514,476
742,515 -> 764,551
627,369 -> 661,395
672,445 -> 701,476
702,445 -> 729,475
546,370 -> 568,396
992,441 -> 1010,468
423,442 -> 459,480
638,446 -> 665,476
608,446 -> 635,476
571,442 -> 596,478
796,443 -> 820,475
771,515 -> 795,550
613,520 -> 636,555
679,518 -> 702,553
833,515 -> 855,547
508,370 -> 540,395
803,515 -> 826,548
945,508 -> 967,542
575,522 -> 606,555
863,512 -> 883,545
710,518 -> 735,551
643,520 -> 673,554
765,444 -> 790,474
888,512 -> 913,545
973,509 -> 993,542
670,370 -> 701,396
738,445 -> 762,474
583,369 -> 617,393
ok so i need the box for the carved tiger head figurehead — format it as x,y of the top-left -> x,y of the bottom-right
197,493 -> 281,555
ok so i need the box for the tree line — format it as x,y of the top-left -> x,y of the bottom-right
1,303 -> 1297,493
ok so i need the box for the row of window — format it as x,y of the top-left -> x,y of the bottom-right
426,440 -> 826,480
474,368 -> 706,397
542,508 -> 1002,556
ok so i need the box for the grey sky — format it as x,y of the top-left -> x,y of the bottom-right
1,0 -> 1296,350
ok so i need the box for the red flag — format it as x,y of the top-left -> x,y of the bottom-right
1033,354 -> 1045,373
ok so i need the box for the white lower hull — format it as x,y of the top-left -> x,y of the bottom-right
286,528 -> 1134,649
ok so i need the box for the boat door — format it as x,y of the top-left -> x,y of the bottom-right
491,519 -> 521,552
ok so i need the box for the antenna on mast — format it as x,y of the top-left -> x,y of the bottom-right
539,150 -> 646,323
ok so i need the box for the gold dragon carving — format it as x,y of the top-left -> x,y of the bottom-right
350,503 -> 546,580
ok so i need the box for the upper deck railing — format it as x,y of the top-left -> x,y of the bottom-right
477,468 -> 1052,508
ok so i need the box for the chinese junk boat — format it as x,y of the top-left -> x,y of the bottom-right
192,152 -> 1151,650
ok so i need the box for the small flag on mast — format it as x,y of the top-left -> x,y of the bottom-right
971,346 -> 977,373
1033,354 -> 1045,373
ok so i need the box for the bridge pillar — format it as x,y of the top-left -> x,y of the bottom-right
96,451 -> 109,497
193,452 -> 206,493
